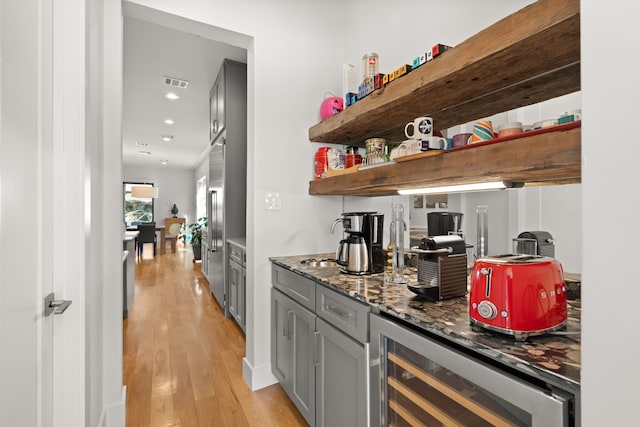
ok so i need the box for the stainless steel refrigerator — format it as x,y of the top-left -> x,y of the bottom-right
207,141 -> 225,308
205,59 -> 247,313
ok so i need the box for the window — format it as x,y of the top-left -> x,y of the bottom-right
123,182 -> 155,226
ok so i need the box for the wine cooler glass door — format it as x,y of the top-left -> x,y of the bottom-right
370,314 -> 570,427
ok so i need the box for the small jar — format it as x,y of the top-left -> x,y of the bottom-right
326,148 -> 344,170
365,137 -> 385,153
362,53 -> 379,79
345,146 -> 361,168
314,147 -> 330,180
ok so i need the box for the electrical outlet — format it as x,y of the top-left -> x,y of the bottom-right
264,192 -> 282,210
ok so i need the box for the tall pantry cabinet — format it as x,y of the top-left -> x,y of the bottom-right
205,59 -> 247,316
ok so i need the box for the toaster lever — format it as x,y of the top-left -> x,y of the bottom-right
480,267 -> 492,297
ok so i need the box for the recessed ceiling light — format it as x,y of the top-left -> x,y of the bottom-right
164,118 -> 174,125
138,150 -> 151,155
135,142 -> 150,147
161,135 -> 174,142
160,160 -> 169,165
165,92 -> 180,101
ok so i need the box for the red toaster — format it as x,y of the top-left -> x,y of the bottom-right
469,254 -> 567,340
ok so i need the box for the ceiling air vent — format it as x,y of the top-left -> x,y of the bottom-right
163,76 -> 189,89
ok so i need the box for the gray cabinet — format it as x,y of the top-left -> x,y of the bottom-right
316,284 -> 370,343
271,288 -> 291,385
315,318 -> 369,427
209,64 -> 226,143
227,239 -> 245,332
271,288 -> 316,426
271,264 -> 370,426
272,264 -> 315,310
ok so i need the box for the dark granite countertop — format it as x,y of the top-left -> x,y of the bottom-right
270,253 -> 581,395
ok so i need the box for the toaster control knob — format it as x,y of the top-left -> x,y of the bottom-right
477,301 -> 498,320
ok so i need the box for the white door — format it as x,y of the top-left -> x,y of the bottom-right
0,1 -> 85,426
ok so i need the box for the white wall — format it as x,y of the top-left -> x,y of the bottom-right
88,0 -> 127,425
194,153 -> 209,218
194,154 -> 208,193
1,2 -> 42,424
512,184 -> 582,273
86,0 -> 105,424
123,164 -> 196,226
582,1 -> 640,425
343,0 -> 534,93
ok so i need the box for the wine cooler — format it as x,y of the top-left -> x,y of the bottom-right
370,314 -> 572,426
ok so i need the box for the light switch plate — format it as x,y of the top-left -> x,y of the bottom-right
264,192 -> 282,210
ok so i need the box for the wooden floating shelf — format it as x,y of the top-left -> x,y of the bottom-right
309,126 -> 581,197
308,0 -> 580,146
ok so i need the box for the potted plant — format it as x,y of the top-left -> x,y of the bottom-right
181,217 -> 207,262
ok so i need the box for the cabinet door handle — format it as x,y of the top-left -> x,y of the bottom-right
324,304 -> 352,318
283,309 -> 292,337
286,310 -> 293,340
314,331 -> 321,368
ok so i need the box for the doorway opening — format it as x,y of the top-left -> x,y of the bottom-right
121,0 -> 255,403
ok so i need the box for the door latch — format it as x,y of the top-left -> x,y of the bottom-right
44,293 -> 72,316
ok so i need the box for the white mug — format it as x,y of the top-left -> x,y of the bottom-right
404,116 -> 433,140
399,139 -> 421,156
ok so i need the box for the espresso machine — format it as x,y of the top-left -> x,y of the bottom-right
331,212 -> 385,275
406,212 -> 469,300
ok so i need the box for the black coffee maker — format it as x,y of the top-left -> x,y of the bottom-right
331,212 -> 385,275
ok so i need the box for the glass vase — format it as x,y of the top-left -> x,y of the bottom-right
390,203 -> 407,284
476,205 -> 488,259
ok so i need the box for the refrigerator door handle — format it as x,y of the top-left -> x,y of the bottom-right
211,190 -> 218,252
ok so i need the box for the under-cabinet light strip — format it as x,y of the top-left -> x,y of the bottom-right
398,181 -> 508,195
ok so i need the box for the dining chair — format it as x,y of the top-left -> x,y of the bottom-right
164,217 -> 185,253
137,222 -> 157,257
165,217 -> 185,237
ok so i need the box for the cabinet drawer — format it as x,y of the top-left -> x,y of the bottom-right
228,242 -> 244,265
272,265 -> 315,311
316,285 -> 370,344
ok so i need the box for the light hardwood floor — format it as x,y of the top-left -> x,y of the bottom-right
124,242 -> 307,427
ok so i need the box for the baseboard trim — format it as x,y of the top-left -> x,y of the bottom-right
242,357 -> 277,391
98,385 -> 127,427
